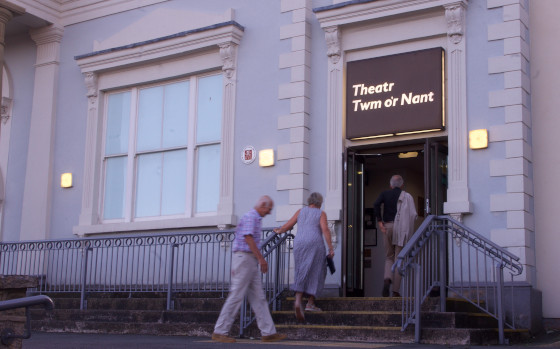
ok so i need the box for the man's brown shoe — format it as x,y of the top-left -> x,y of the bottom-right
261,333 -> 287,342
211,333 -> 236,343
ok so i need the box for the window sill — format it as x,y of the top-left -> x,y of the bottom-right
72,215 -> 238,237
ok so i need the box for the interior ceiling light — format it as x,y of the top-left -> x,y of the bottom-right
398,151 -> 419,159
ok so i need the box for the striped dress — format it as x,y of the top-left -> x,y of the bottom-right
292,206 -> 327,297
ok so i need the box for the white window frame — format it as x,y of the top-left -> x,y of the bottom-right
74,23 -> 242,236
101,73 -> 222,223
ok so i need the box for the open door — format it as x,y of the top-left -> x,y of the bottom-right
343,149 -> 365,297
424,139 -> 448,216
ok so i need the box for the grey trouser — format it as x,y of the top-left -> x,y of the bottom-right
214,252 -> 276,336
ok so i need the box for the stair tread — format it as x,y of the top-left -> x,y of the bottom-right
273,310 -> 401,315
32,294 -> 529,345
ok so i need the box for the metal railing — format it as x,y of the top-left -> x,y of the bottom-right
0,228 -> 293,317
0,295 -> 54,345
392,215 -> 523,344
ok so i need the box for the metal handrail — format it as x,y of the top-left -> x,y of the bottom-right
0,295 -> 54,345
392,215 -> 523,344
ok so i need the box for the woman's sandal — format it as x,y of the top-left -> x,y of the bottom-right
305,304 -> 322,312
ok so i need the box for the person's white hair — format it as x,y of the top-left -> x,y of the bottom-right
390,175 -> 404,188
255,195 -> 273,209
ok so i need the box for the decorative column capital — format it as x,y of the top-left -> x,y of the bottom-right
445,3 -> 466,45
324,26 -> 341,65
83,72 -> 98,114
83,72 -> 98,98
1,96 -> 12,124
30,25 -> 64,66
0,7 -> 14,29
218,42 -> 238,80
30,25 -> 64,46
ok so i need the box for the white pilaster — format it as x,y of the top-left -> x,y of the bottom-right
324,25 -> 343,222
20,25 -> 64,241
78,72 -> 101,227
443,2 -> 473,219
217,42 -> 238,225
277,0 -> 312,221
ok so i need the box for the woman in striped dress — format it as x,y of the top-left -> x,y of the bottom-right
274,192 -> 335,322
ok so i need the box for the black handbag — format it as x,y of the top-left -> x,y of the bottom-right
326,256 -> 336,274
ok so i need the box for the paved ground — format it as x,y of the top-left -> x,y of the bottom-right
21,331 -> 560,349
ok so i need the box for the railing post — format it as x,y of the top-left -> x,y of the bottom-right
273,240 -> 281,311
496,262 -> 505,345
413,263 -> 421,343
80,246 -> 92,310
438,220 -> 447,312
167,243 -> 177,311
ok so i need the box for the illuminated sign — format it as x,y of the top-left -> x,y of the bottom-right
346,48 -> 445,140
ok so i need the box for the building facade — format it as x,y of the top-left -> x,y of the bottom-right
0,0 -> 558,328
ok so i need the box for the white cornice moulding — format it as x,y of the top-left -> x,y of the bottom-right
60,0 -> 168,26
76,23 -> 244,73
8,0 -> 169,27
314,0 -> 468,28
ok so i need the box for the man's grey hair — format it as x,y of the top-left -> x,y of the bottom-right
255,195 -> 273,209
390,175 -> 404,188
307,192 -> 324,207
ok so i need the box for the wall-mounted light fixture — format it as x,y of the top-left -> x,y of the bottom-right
61,173 -> 73,188
469,129 -> 488,149
259,149 -> 274,167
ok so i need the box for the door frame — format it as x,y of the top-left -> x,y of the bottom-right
342,138 -> 448,296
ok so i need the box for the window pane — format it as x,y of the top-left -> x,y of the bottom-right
135,153 -> 162,218
196,74 -> 223,143
105,92 -> 131,155
162,149 -> 187,215
163,81 -> 189,148
137,86 -> 163,152
103,156 -> 127,220
196,144 -> 220,213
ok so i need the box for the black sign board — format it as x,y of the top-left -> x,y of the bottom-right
346,48 -> 445,140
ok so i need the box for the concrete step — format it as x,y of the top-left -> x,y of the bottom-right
282,296 -> 440,312
245,324 -> 529,346
31,309 -> 221,324
30,293 -> 529,345
32,320 -> 221,337
272,309 -> 498,328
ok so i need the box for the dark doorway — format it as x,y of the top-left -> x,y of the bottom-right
343,139 -> 447,297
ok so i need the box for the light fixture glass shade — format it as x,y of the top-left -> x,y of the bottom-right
61,173 -> 73,188
259,149 -> 274,167
469,129 -> 488,149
